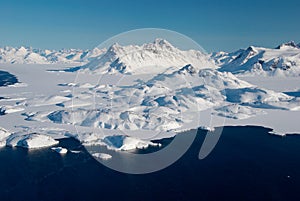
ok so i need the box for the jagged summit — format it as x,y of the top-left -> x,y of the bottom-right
83,38 -> 215,75
213,41 -> 300,76
153,38 -> 171,45
150,38 -> 176,50
276,41 -> 299,49
246,46 -> 258,52
107,43 -> 122,53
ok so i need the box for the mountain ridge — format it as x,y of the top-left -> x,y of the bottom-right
82,38 -> 215,74
1,40 -> 300,76
212,41 -> 300,76
0,46 -> 105,64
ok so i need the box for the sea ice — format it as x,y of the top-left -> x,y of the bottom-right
92,152 -> 112,160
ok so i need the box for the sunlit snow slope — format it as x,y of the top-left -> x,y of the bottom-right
212,41 -> 300,76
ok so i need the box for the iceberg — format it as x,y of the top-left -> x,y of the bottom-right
103,135 -> 161,151
92,153 -> 112,160
6,133 -> 59,149
51,147 -> 68,154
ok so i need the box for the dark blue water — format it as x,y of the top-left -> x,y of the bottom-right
284,91 -> 300,97
47,66 -> 82,73
0,126 -> 300,201
0,70 -> 18,87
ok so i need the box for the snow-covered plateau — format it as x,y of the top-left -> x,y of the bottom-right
0,39 -> 300,152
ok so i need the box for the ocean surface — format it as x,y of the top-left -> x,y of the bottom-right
0,126 -> 300,201
0,70 -> 18,87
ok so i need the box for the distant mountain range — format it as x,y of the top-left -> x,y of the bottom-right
1,40 -> 300,76
212,41 -> 300,76
0,46 -> 105,64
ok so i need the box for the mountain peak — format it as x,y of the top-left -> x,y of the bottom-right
246,46 -> 257,52
154,38 -> 172,46
152,38 -> 175,50
83,39 -> 215,74
107,43 -> 122,52
276,41 -> 298,49
17,46 -> 28,52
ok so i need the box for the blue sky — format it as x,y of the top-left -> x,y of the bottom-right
1,0 -> 300,52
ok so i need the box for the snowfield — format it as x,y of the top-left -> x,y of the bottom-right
0,39 -> 300,151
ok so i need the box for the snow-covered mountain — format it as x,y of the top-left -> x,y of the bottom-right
3,40 -> 300,77
1,39 -> 300,150
81,39 -> 216,74
0,46 -> 105,64
212,41 -> 300,76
